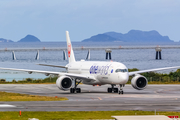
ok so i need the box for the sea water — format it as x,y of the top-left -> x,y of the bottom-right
0,42 -> 180,81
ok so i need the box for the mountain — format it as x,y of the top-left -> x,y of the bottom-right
82,34 -> 117,42
0,38 -> 13,42
82,30 -> 173,42
18,35 -> 41,42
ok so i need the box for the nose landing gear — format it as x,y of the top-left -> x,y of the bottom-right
118,84 -> 124,94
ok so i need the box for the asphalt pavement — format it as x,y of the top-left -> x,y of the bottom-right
0,84 -> 180,111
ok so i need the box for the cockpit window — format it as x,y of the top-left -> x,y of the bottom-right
115,69 -> 128,73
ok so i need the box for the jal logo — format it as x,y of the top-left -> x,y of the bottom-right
68,43 -> 71,57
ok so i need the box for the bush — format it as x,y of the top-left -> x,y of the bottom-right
26,78 -> 33,82
0,79 -> 6,82
128,68 -> 139,72
12,79 -> 17,83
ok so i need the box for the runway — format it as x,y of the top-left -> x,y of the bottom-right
0,84 -> 180,111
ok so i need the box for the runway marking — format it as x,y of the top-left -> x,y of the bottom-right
90,97 -> 94,100
0,104 -> 16,107
98,97 -> 102,100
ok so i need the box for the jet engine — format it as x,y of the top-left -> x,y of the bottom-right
131,74 -> 148,90
56,76 -> 72,91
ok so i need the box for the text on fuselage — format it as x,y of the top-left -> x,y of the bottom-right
90,64 -> 111,75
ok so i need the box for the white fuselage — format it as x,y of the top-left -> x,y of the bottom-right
66,60 -> 129,85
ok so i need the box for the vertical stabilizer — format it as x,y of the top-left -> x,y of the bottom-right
66,31 -> 76,63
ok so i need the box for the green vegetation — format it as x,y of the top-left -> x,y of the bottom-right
127,68 -> 180,84
0,111 -> 179,120
0,75 -> 58,84
0,91 -> 67,101
1,69 -> 180,84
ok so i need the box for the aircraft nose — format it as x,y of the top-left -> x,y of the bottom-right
119,73 -> 129,83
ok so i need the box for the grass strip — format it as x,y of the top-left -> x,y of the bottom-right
0,111 -> 180,120
0,91 -> 67,101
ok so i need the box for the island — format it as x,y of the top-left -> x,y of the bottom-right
0,38 -> 13,42
82,30 -> 173,42
18,35 -> 41,42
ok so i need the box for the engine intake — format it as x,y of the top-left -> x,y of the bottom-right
131,75 -> 148,90
56,76 -> 72,91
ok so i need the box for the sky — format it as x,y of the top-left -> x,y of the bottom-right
0,0 -> 180,42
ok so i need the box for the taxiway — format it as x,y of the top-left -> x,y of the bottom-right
0,84 -> 180,111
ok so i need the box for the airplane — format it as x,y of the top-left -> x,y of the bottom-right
0,31 -> 180,94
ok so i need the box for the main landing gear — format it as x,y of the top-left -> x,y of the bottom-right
70,79 -> 81,93
107,84 -> 124,94
107,84 -> 118,93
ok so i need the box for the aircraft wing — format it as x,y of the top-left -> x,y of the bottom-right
63,73 -> 95,81
0,67 -> 60,75
37,64 -> 67,69
128,66 -> 180,76
0,67 -> 94,80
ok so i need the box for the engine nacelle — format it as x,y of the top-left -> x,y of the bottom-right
56,76 -> 72,91
131,75 -> 148,90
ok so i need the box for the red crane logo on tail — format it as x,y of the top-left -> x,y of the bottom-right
68,43 -> 71,57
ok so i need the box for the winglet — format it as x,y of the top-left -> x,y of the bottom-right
66,31 -> 76,63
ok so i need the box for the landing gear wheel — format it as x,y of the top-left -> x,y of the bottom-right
118,84 -> 124,95
114,88 -> 118,93
118,90 -> 123,94
76,88 -> 81,93
107,88 -> 112,93
70,79 -> 82,94
70,88 -> 75,93
108,84 -> 119,93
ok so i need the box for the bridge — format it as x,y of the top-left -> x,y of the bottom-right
1,46 -> 180,52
